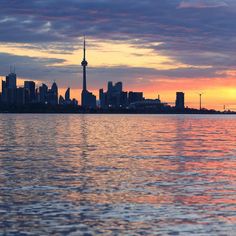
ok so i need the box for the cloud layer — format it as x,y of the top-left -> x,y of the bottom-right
0,0 -> 235,96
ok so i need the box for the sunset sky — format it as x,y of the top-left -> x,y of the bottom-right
0,0 -> 235,110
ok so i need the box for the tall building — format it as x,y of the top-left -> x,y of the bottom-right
175,92 -> 185,110
48,82 -> 58,105
6,72 -> 17,89
1,80 -> 7,103
104,81 -> 127,108
16,88 -> 25,106
107,81 -> 113,92
2,71 -> 18,105
99,81 -> 145,109
59,95 -> 65,105
65,88 -> 70,101
99,88 -> 106,108
59,87 -> 73,105
39,83 -> 48,104
24,81 -> 36,103
128,92 -> 143,104
81,37 -> 96,109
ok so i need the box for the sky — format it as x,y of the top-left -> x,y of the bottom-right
0,0 -> 235,110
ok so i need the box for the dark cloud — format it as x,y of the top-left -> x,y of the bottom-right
0,0 -> 235,84
178,0 -> 228,9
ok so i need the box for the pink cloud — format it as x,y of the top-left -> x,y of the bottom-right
178,0 -> 228,9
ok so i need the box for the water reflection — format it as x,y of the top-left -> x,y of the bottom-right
0,114 -> 236,235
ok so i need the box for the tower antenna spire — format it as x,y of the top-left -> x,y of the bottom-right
83,35 -> 86,60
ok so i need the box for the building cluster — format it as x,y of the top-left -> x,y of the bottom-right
99,81 -> 143,109
80,37 -> 185,111
98,81 -> 185,111
0,70 -> 78,107
0,38 -> 185,112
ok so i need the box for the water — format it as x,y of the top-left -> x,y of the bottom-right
0,114 -> 236,235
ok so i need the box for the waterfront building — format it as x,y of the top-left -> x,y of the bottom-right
99,89 -> 106,108
59,87 -> 78,107
175,92 -> 185,111
106,81 -> 125,108
65,88 -> 70,101
59,95 -> 65,105
24,81 -> 36,103
1,80 -> 7,103
129,97 -> 170,112
1,71 -> 17,105
6,72 -> 17,89
128,91 -> 143,104
38,83 -> 48,104
99,81 -> 128,109
16,88 -> 25,106
48,82 -> 58,105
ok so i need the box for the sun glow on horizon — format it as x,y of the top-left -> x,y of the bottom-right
0,38 -> 235,111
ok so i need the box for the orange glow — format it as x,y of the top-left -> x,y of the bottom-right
0,39 -> 235,110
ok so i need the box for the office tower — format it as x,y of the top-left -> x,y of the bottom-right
81,37 -> 96,109
105,81 -> 124,108
175,92 -> 185,110
99,81 -> 129,109
39,84 -> 48,104
107,81 -> 113,93
4,71 -> 17,105
59,95 -> 65,105
1,80 -> 6,103
128,92 -> 143,104
107,81 -> 122,94
72,99 -> 78,106
48,82 -> 58,105
16,88 -> 25,106
6,72 -> 17,89
99,88 -> 106,108
65,88 -> 70,101
24,81 -> 36,103
114,82 -> 122,93
120,91 -> 128,108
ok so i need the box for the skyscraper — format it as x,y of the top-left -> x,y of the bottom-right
128,92 -> 143,104
5,71 -> 17,105
175,92 -> 185,110
48,82 -> 58,105
65,88 -> 70,101
1,80 -> 6,103
105,81 -> 126,108
24,81 -> 36,103
6,72 -> 17,89
81,37 -> 96,109
39,83 -> 48,104
16,88 -> 25,106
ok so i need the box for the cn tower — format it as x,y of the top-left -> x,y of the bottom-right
81,36 -> 88,92
81,36 -> 96,109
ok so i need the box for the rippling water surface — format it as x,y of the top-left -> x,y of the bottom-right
0,114 -> 236,235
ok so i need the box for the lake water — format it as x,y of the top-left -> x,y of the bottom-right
0,114 -> 236,235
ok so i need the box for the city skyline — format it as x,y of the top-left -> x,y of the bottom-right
1,63 -> 228,114
0,1 -> 235,110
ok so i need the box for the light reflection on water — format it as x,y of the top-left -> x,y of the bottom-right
0,114 -> 236,235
